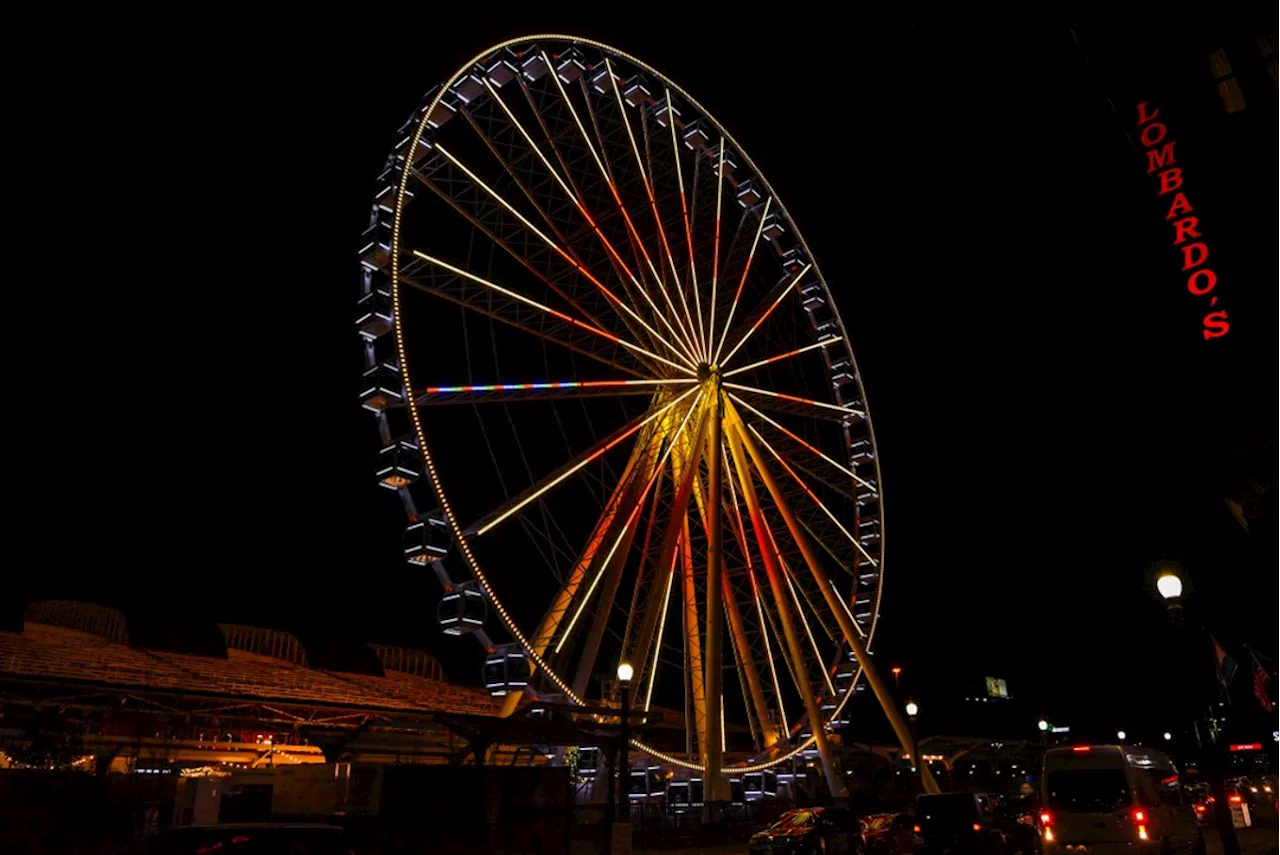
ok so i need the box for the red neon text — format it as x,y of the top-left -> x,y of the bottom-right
1135,102 -> 1228,339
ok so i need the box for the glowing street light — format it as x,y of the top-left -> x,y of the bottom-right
1163,732 -> 1173,741
617,662 -> 634,683
1038,719 -> 1049,732
1156,572 -> 1183,601
1117,730 -> 1127,741
905,701 -> 919,718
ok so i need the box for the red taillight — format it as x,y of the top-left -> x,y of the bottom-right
973,823 -> 983,832
1040,811 -> 1053,826
1132,809 -> 1147,823
1228,795 -> 1242,805
1072,745 -> 1092,753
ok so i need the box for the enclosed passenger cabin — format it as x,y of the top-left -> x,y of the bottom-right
482,643 -> 531,696
355,282 -> 394,340
404,511 -> 449,565
360,361 -> 403,412
375,437 -> 421,490
438,581 -> 487,636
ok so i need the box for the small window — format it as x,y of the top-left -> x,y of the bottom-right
1147,769 -> 1183,806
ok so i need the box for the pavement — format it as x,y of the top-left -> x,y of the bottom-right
632,828 -> 1280,855
1204,827 -> 1279,855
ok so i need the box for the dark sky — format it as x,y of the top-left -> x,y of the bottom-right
16,16 -> 1276,749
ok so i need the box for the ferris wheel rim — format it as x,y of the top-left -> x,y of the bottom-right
385,34 -> 887,773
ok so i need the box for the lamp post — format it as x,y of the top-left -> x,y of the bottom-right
1155,566 -> 1239,855
615,662 -> 633,852
905,701 -> 921,794
1038,718 -> 1049,750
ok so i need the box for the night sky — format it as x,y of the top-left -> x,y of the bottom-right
18,16 -> 1276,748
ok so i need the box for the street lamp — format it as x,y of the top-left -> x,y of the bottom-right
905,701 -> 921,792
1152,565 -> 1240,855
1037,719 -> 1049,732
1163,732 -> 1172,741
617,662 -> 633,817
1117,730 -> 1127,741
1156,572 -> 1183,601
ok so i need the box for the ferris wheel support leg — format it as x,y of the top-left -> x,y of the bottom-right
703,386 -> 728,802
496,439 -> 654,719
725,422 -> 843,798
727,405 -> 940,795
627,405 -> 711,689
569,513 -> 642,700
679,516 -> 709,766
721,570 -> 778,749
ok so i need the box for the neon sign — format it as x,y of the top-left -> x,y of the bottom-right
1135,102 -> 1229,340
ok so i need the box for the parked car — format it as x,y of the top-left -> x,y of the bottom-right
863,811 -> 920,855
119,823 -> 353,854
749,806 -> 861,854
915,792 -> 1007,855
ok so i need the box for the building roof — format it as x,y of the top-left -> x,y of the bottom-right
0,622 -> 501,717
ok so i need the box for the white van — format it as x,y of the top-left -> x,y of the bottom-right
1041,745 -> 1200,855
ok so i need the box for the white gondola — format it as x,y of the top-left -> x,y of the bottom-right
375,438 -> 421,490
735,179 -> 762,208
482,643 -> 530,696
404,511 -> 450,566
355,283 -> 394,340
437,581 -> 487,636
556,48 -> 586,83
360,361 -> 403,412
451,73 -> 485,104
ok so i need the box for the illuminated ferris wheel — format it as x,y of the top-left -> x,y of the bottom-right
358,35 -> 927,796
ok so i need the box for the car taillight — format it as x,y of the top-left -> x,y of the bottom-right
973,824 -> 983,832
1228,795 -> 1242,805
1040,811 -> 1052,826
1132,808 -> 1148,841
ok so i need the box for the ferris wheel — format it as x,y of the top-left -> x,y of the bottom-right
358,35 -> 930,796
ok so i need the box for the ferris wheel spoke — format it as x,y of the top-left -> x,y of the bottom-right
537,53 -> 700,367
747,423 -> 878,566
654,91 -> 703,364
726,416 -> 842,788
452,103 -> 658,353
464,385 -> 697,538
669,102 -> 707,363
410,377 -> 695,407
604,58 -> 703,362
719,263 -> 811,368
425,145 -> 698,371
399,267 -> 647,379
705,138 -> 728,359
487,75 -> 693,361
578,71 -> 703,367
720,336 -> 842,379
552,388 -> 703,655
725,383 -> 865,420
712,198 -> 772,364
627,399 -> 713,690
409,250 -> 695,377
408,170 -> 668,373
730,393 -> 873,494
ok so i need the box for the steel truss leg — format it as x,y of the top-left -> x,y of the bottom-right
499,420 -> 660,718
727,402 -> 939,794
725,422 -> 843,797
